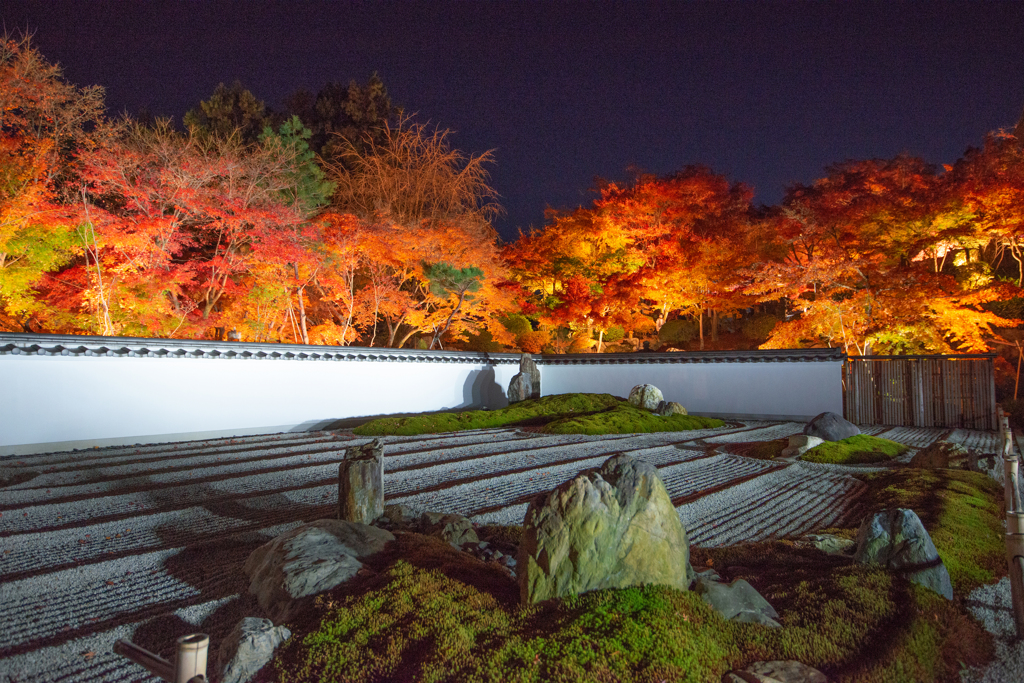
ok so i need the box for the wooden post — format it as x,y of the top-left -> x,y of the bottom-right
113,633 -> 208,682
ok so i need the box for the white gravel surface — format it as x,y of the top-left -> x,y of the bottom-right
0,420 -> 1014,682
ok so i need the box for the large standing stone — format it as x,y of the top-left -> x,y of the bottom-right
243,519 -> 394,621
628,384 -> 664,412
519,353 -> 541,399
217,617 -> 291,683
517,453 -> 689,605
854,508 -> 953,600
803,411 -> 860,442
338,438 -> 384,524
507,372 -> 532,404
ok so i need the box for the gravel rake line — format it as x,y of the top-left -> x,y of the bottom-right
703,422 -> 806,444
872,426 -> 948,449
0,429 -> 350,468
947,429 -> 1004,454
683,468 -> 865,547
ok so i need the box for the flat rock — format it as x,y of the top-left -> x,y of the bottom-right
244,519 -> 394,622
781,434 -> 824,458
795,533 -> 855,556
217,617 -> 291,683
696,577 -> 780,627
854,508 -> 953,600
803,412 -> 860,442
628,384 -> 664,412
723,660 -> 829,683
518,453 -> 689,604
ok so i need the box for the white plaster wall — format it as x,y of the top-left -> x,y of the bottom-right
1,355 -> 519,454
540,361 -> 844,421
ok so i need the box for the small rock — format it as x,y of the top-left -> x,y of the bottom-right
420,512 -> 479,547
380,503 -> 421,525
744,660 -> 828,683
657,401 -> 687,416
628,384 -> 664,412
217,617 -> 290,683
803,412 -> 860,442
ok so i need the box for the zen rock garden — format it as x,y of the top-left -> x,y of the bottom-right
214,382 -> 964,683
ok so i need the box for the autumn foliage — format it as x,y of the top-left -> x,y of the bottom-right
3,35 -> 1024,358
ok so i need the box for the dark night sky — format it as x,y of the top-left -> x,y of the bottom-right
4,1 -> 1024,242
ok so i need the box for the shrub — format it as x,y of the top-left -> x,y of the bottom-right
741,314 -> 779,341
500,313 -> 534,337
659,318 -> 698,344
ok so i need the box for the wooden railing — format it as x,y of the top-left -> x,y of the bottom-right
1002,406 -> 1024,642
844,354 -> 997,430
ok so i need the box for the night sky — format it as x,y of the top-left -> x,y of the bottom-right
4,1 -> 1024,242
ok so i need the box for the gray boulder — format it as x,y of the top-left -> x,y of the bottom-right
628,384 -> 664,412
518,453 -> 689,605
217,617 -> 291,683
338,439 -> 384,524
723,660 -> 829,683
803,411 -> 860,442
696,577 -> 781,627
854,508 -> 953,600
520,353 -> 541,399
508,372 -> 532,404
244,519 -> 394,621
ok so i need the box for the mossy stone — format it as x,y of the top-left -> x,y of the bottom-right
518,453 -> 689,605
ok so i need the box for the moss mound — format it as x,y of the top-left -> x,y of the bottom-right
801,434 -> 909,465
352,393 -> 723,436
271,530 -> 997,683
265,456 -> 1006,682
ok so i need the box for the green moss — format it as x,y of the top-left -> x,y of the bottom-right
801,434 -> 909,465
274,535 -> 995,683
352,393 -> 722,436
854,468 -> 1006,594
544,403 -> 722,435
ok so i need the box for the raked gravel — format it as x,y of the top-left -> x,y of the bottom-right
0,421 -> 1015,682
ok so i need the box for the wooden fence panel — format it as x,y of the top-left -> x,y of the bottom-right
844,355 -> 997,430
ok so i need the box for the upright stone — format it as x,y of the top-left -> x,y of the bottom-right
338,438 -> 384,524
507,372 -> 532,404
854,508 -> 953,600
520,353 -> 541,399
517,453 -> 689,605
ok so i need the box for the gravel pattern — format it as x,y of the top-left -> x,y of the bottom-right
0,420 -> 1008,682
